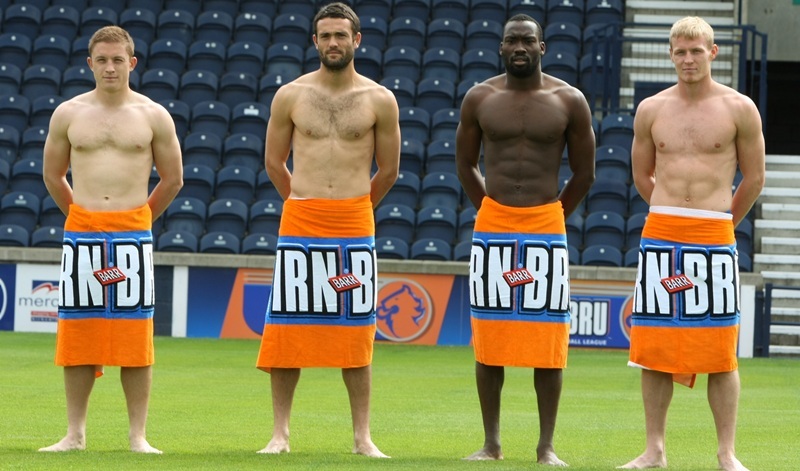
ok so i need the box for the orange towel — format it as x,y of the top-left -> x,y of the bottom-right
628,206 -> 739,387
469,198 -> 570,368
257,195 -> 377,370
55,204 -> 155,374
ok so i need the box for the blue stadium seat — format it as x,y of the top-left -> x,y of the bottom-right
465,19 -> 503,51
183,132 -> 223,169
148,38 -> 187,76
380,170 -> 420,210
354,45 -> 382,82
600,112 -> 634,149
69,35 -> 89,66
195,10 -> 234,44
19,126 -> 47,161
580,51 -> 611,98
359,15 -> 388,50
31,226 -> 64,248
375,204 -> 416,241
355,0 -> 393,19
255,170 -> 281,202
586,178 -> 628,215
624,247 -> 639,268
241,232 -> 279,255
431,108 -> 459,142
160,99 -> 191,139
461,48 -> 500,83
80,6 -> 117,37
277,0 -> 315,18
625,212 -> 647,251
226,41 -> 265,77
199,231 -> 241,254
140,68 -> 180,103
581,244 -> 623,267
583,211 -> 625,250
380,76 -> 416,109
222,134 -> 263,173
565,211 -> 584,248
393,0 -> 431,22
41,5 -> 80,40
239,0 -> 278,17
411,238 -> 452,261
470,0 -> 507,24
426,18 -> 464,52
509,0 -> 546,24
420,171 -> 460,209
0,33 -> 32,70
457,206 -> 477,242
547,0 -> 585,28
432,0 -> 468,23
187,40 -> 226,77
216,164 -> 258,205
453,240 -> 472,261
20,64 -> 61,101
594,144 -> 630,182
266,42 -> 304,78
738,251 -> 752,273
0,190 -> 40,233
375,236 -> 410,260
230,101 -> 269,137
272,13 -> 311,47
0,127 -> 19,167
415,78 -> 456,116
4,4 -> 42,41
542,51 -> 578,85
207,198 -> 249,239
569,243 -> 581,266
585,0 -> 623,26
399,138 -> 425,175
416,206 -> 457,243
157,230 -> 199,252
32,34 -> 71,71
205,0 -> 239,17
88,0 -> 125,15
0,224 -> 30,247
399,107 -> 431,143
383,46 -> 421,82
0,94 -> 30,134
735,218 -> 754,257
628,185 -> 648,217
157,9 -> 194,45
190,101 -> 230,138
233,12 -> 272,45
544,22 -> 582,57
248,199 -> 282,236
0,63 -> 22,97
422,47 -> 460,82
303,44 -> 319,74
164,197 -> 207,238
258,73 -> 295,107
456,79 -> 480,108
179,164 -> 216,204
164,0 -> 201,17
179,70 -> 219,109
0,160 -> 8,196
425,139 -> 457,174
120,7 -> 157,43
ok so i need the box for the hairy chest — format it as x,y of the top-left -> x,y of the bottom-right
293,90 -> 375,140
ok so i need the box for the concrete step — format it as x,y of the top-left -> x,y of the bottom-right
765,155 -> 800,172
757,187 -> 800,204
760,203 -> 800,221
632,13 -> 735,25
758,236 -> 800,254
769,345 -> 800,357
754,254 -> 800,272
765,170 -> 800,187
761,271 -> 800,288
754,219 -> 800,240
625,0 -> 735,12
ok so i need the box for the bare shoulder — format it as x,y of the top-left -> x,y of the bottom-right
360,75 -> 397,107
462,76 -> 501,105
716,82 -> 759,115
636,85 -> 675,119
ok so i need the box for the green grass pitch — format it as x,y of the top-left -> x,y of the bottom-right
1,331 -> 798,470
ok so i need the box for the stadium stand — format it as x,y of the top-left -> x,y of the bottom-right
200,231 -> 241,254
41,5 -> 80,40
241,233 -> 278,255
375,236 -> 410,260
411,238 -> 452,261
157,230 -> 199,253
119,7 -> 157,44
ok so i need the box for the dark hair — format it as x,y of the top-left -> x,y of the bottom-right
505,14 -> 542,38
313,2 -> 360,35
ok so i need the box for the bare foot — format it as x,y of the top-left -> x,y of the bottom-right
353,440 -> 389,458
463,447 -> 503,461
718,454 -> 749,471
130,438 -> 162,454
257,438 -> 290,454
538,449 -> 568,467
38,436 -> 85,452
617,453 -> 667,469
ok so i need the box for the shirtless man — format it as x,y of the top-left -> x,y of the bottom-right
255,2 -> 400,458
40,26 -> 183,453
619,17 -> 764,471
456,14 -> 595,466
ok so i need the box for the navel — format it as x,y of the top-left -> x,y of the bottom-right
354,132 -> 360,137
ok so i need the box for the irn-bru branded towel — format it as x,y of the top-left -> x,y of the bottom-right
55,204 -> 155,371
257,195 -> 377,370
469,198 -> 570,368
629,206 -> 739,386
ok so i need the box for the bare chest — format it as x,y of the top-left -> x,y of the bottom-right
652,104 -> 737,155
294,90 -> 374,140
68,109 -> 153,153
478,93 -> 567,143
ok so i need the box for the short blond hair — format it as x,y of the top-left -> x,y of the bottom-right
88,25 -> 135,58
670,16 -> 714,48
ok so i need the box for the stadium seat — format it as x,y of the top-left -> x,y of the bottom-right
355,0 -> 393,19
203,0 -> 239,17
157,230 -> 198,252
19,126 -> 47,161
389,16 -> 427,51
69,35 -> 89,66
375,204 -> 416,241
0,94 -> 30,135
199,231 -> 241,254
230,102 -> 269,138
60,65 -> 94,99
426,18 -> 464,52
241,232 -> 279,255
375,236 -> 410,260
544,22 -> 582,57
119,7 -> 157,44
80,6 -> 117,37
416,206 -> 457,243
206,198 -> 249,239
0,190 -> 40,233
223,133 -> 263,173
10,159 -> 47,200
738,251 -> 752,273
420,171 -> 460,209
456,79 -> 480,108
0,224 -> 30,247
625,212 -> 647,251
380,170 -> 420,210
628,185 -> 648,217
0,160 -> 8,196
580,51 -> 612,99
0,33 -> 32,70
164,197 -> 207,238
422,47 -> 460,83
87,0 -> 125,15
453,240 -> 472,261
272,13 -> 311,47
0,63 -> 22,97
547,0 -> 584,28
266,42 -> 304,78
359,15 -> 388,50
139,68 -> 180,103
253,170 -> 279,202
3,4 -> 42,41
232,14 -> 270,46
461,48 -> 500,83
178,164 -> 216,204
277,0 -> 315,18
160,99 -> 191,139
735,218 -> 754,257
600,113 -> 634,150
425,139 -> 457,175
415,78 -> 456,117
148,38 -> 188,76
32,35 -> 71,71
195,10 -> 234,44
383,46 -> 422,82
542,51 -> 579,85
594,145 -> 631,182
354,45 -> 383,82
182,132 -> 223,170
399,107 -> 431,144
248,199 -> 282,236
215,164 -> 257,203
569,244 -> 580,265
179,70 -> 219,109
157,9 -> 194,45
465,19 -> 503,51
583,211 -> 625,250
581,244 -> 623,267
392,0 -> 431,22
410,238 -> 452,261
239,0 -> 278,17
457,206 -> 477,243
226,41 -> 265,77
303,45 -> 319,74
432,0 -> 469,22
190,101 -> 230,138
31,226 -> 64,248
565,211 -> 584,248
163,0 -> 201,16
258,73 -> 295,107
470,0 -> 507,24
623,247 -> 639,268
586,178 -> 628,215
0,127 -> 19,167
431,109 -> 460,142
41,5 -> 81,40
381,76 -> 416,109
187,40 -> 226,77
585,0 -> 623,26
20,64 -> 61,101
398,138 -> 425,175
508,0 -> 546,24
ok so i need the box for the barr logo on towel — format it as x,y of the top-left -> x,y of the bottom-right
503,268 -> 534,287
93,267 -> 127,286
329,274 -> 362,292
661,274 -> 694,293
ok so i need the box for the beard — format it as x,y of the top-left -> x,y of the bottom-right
319,48 -> 354,71
504,55 -> 537,78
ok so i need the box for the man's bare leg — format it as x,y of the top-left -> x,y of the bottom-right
618,369 -> 672,469
39,365 -> 96,452
258,367 -> 300,454
708,371 -> 749,471
342,365 -> 388,458
464,362 -> 504,460
120,366 -> 161,454
534,368 -> 567,466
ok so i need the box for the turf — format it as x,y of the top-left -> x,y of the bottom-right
1,331 -> 798,470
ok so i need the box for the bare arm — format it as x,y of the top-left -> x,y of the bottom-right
369,87 -> 401,208
455,87 -> 487,210
264,85 -> 295,201
42,104 -> 74,216
147,104 -> 183,220
559,88 -> 596,217
631,99 -> 658,204
730,97 -> 765,227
